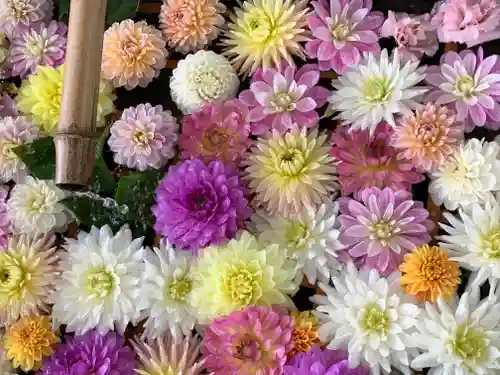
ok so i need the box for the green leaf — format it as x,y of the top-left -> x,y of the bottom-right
13,137 -> 56,180
92,126 -> 115,196
58,0 -> 70,22
106,0 -> 140,24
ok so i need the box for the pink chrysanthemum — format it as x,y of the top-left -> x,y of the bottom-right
391,103 -> 463,171
108,103 -> 178,171
338,187 -> 433,276
239,64 -> 329,135
159,0 -> 226,53
204,306 -> 293,375
180,99 -> 251,164
306,0 -> 384,73
0,185 -> 11,248
102,20 -> 167,90
331,122 -> 424,196
8,21 -> 67,78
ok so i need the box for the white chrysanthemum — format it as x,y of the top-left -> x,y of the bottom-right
0,0 -> 53,37
429,138 -> 500,211
329,49 -> 427,134
411,292 -> 500,375
312,263 -> 421,374
138,241 -> 197,339
6,176 -> 70,234
52,225 -> 145,335
251,202 -> 342,285
170,50 -> 239,114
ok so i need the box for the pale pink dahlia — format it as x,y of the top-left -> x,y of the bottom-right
426,48 -> 500,132
108,103 -> 178,171
180,99 -> 251,164
331,122 -> 424,196
204,306 -> 293,375
306,0 -> 384,73
338,187 -> 433,276
0,185 -> 11,248
239,64 -> 329,135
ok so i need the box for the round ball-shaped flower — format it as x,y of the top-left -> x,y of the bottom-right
0,0 -> 53,37
154,158 -> 252,251
6,176 -> 70,233
245,127 -> 338,218
16,64 -> 116,134
170,50 -> 239,114
180,99 -> 251,164
0,115 -> 40,183
289,311 -> 321,358
221,0 -> 309,75
102,20 -> 167,90
159,0 -> 226,53
38,330 -> 136,375
204,305 -> 293,374
5,315 -> 59,372
8,20 -> 67,78
108,103 -> 178,171
0,185 -> 10,248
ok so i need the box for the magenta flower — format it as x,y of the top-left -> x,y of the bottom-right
426,48 -> 500,132
0,185 -> 11,248
338,187 -> 433,276
305,0 -> 384,73
239,64 -> 329,134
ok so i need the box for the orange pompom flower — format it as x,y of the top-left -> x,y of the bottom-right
289,311 -> 321,358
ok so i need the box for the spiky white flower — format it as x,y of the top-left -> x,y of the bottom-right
429,138 -> 500,211
328,49 -> 427,134
138,240 -> 197,339
52,225 -> 145,335
312,263 -> 421,375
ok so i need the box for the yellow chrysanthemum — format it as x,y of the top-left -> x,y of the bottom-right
5,315 -> 59,372
15,65 -> 116,134
221,0 -> 309,75
399,245 -> 461,302
188,231 -> 298,324
245,127 -> 338,218
289,311 -> 321,358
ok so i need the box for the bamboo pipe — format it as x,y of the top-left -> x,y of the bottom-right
54,0 -> 108,189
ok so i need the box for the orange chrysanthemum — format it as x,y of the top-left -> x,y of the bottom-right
289,311 -> 321,358
399,245 -> 461,302
159,0 -> 226,53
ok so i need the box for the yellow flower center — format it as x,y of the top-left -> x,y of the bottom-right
456,75 -> 475,98
225,266 -> 260,306
419,259 -> 445,281
451,323 -> 487,361
133,130 -> 152,146
278,148 -> 305,176
415,121 -> 441,146
244,9 -> 273,44
0,255 -> 27,296
331,21 -> 351,41
166,274 -> 192,302
26,36 -> 46,57
369,220 -> 396,246
193,68 -> 224,101
87,268 -> 114,298
285,222 -> 310,251
361,303 -> 390,335
270,93 -> 295,112
482,229 -> 500,259
203,128 -> 229,151
363,76 -> 390,103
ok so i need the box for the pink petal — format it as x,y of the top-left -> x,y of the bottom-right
248,106 -> 268,122
297,70 -> 320,88
317,42 -> 336,60
296,97 -> 317,112
306,40 -> 321,58
313,26 -> 333,42
293,110 -> 319,127
462,52 -> 477,76
307,86 -> 329,106
469,104 -> 487,126
239,90 -> 259,107
477,94 -> 495,109
355,30 -> 379,44
340,44 -> 360,66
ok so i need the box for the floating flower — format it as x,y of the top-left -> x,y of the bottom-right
16,65 -> 116,134
8,21 -> 67,78
331,122 -> 424,196
159,0 -> 226,53
245,127 -> 338,218
221,0 -> 309,75
284,346 -> 369,375
0,0 -> 53,37
251,202 -> 342,285
239,64 -> 329,134
0,116 -> 40,183
425,48 -> 500,131
204,305 -> 293,374
0,234 -> 58,325
5,315 -> 59,372
399,244 -> 461,302
338,187 -> 433,276
289,311 -> 321,358
432,0 -> 500,47
0,185 -> 10,247
132,333 -> 205,375
170,50 -> 239,114
189,231 -> 297,323
154,158 -> 252,251
108,103 -> 178,171
138,241 -> 197,338
39,330 -> 136,375
306,0 -> 384,73
329,49 -> 427,134
390,103 -> 463,171
52,225 -> 145,335
312,263 -> 421,374
380,11 -> 438,62
102,20 -> 167,90
179,99 -> 251,164
429,138 -> 500,210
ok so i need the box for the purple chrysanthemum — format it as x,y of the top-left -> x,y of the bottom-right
0,185 -> 11,248
154,158 -> 252,251
8,21 -> 67,77
284,346 -> 369,375
38,330 -> 136,375
0,0 -> 53,37
338,187 -> 433,276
